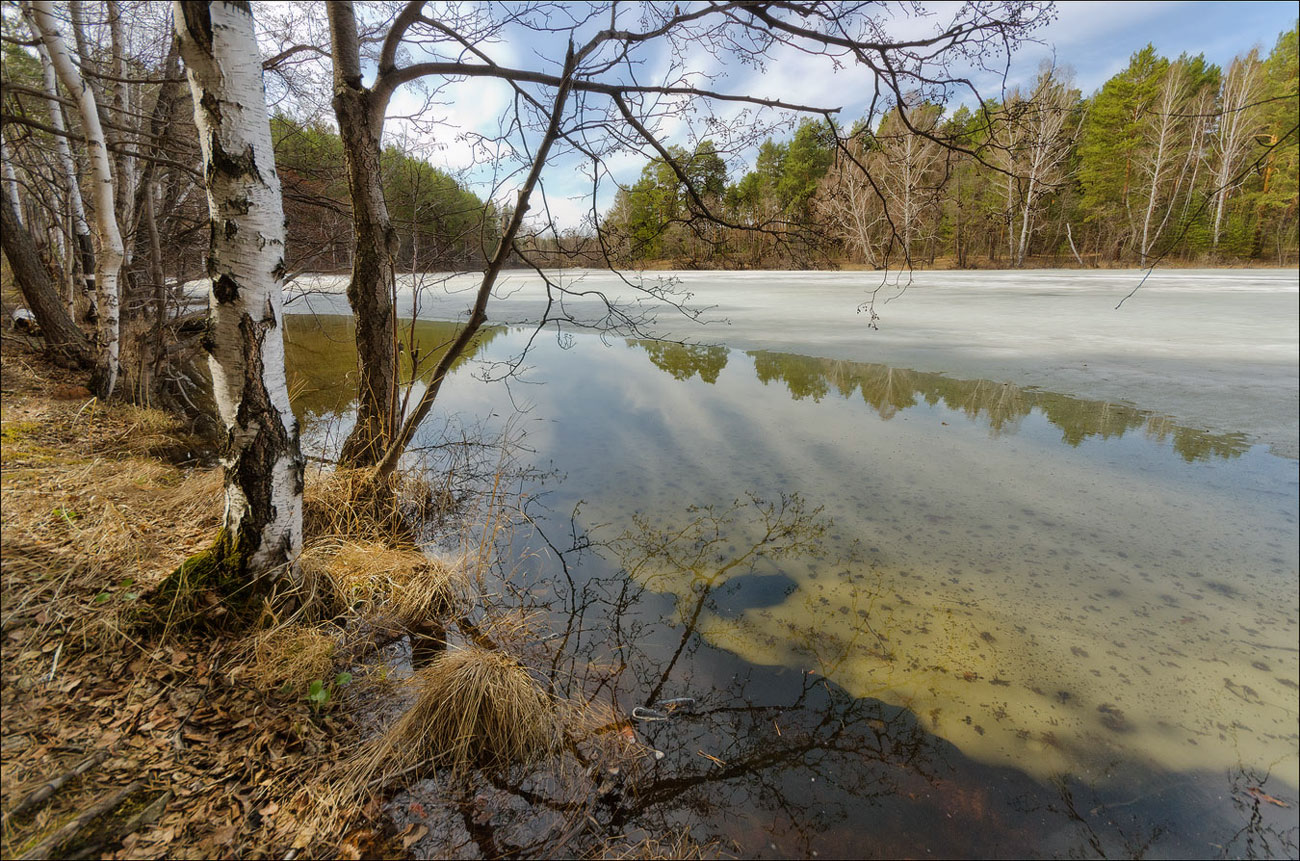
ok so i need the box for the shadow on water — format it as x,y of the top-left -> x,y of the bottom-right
397,494 -> 1297,860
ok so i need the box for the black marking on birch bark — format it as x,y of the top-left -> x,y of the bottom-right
213,274 -> 240,303
181,4 -> 214,56
229,312 -> 298,565
205,222 -> 219,275
208,137 -> 260,184
224,219 -> 238,239
199,90 -> 222,125
200,317 -> 217,354
272,258 -> 286,283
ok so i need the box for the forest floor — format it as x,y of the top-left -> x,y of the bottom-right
0,336 -> 405,860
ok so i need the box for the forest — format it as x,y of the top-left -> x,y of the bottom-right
602,34 -> 1299,268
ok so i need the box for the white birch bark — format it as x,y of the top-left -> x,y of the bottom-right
176,0 -> 303,578
28,30 -> 96,315
1138,65 -> 1186,262
0,134 -> 20,226
1014,73 -> 1074,267
1211,51 -> 1264,246
29,0 -> 123,398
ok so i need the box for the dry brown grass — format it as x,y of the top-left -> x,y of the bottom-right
591,828 -> 733,860
248,623 -> 339,693
356,644 -> 555,783
297,538 -> 465,630
1,351 -> 223,645
302,464 -> 448,541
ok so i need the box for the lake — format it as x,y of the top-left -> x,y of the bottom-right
284,269 -> 1298,858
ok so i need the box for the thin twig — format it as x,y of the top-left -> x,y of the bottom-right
3,749 -> 109,826
17,780 -> 143,861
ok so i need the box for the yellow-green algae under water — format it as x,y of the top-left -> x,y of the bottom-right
285,317 -> 1300,794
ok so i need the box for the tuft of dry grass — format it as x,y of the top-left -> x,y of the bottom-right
298,539 -> 465,630
248,623 -> 339,693
591,828 -> 734,860
303,465 -> 449,542
356,644 -> 555,782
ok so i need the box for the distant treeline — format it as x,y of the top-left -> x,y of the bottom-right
597,28 -> 1299,270
270,118 -> 501,274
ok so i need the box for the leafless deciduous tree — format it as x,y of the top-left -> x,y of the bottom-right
317,0 -> 1054,477
28,0 -> 125,397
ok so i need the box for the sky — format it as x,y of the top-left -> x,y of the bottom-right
377,1 -> 1298,231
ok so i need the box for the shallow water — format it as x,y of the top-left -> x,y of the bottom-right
283,273 -> 1299,857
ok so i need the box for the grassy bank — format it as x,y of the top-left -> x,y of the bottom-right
0,337 -> 396,859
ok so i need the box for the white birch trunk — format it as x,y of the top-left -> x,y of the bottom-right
1211,52 -> 1263,247
28,31 -> 96,316
0,134 -> 20,226
176,0 -> 303,579
1139,67 -> 1184,262
29,0 -> 123,398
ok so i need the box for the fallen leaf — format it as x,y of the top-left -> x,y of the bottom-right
401,823 -> 428,849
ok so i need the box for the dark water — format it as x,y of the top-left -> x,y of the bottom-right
285,314 -> 1299,858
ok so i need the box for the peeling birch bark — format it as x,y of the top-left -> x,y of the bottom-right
176,0 -> 303,582
29,0 -> 124,399
28,30 -> 96,319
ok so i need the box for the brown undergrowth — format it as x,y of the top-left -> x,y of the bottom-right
0,337 -> 722,860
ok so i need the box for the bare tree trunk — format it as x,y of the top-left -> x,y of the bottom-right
328,1 -> 399,468
374,45 -> 579,481
29,0 -> 124,399
1,184 -> 96,368
25,12 -> 96,321
1212,51 -> 1263,248
1139,65 -> 1186,263
1065,222 -> 1085,266
0,134 -> 20,224
174,0 -> 303,587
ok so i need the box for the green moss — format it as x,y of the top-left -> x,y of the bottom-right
0,421 -> 40,443
138,524 -> 268,633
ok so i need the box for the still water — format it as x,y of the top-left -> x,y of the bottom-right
284,302 -> 1298,858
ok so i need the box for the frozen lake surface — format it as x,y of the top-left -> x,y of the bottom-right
287,268 -> 1300,458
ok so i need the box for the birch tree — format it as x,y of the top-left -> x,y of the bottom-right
170,0 -> 304,592
1010,68 -> 1078,266
27,0 -> 124,398
33,34 -> 96,317
1135,56 -> 1217,262
872,103 -> 944,262
1210,49 -> 1265,247
818,135 -> 887,268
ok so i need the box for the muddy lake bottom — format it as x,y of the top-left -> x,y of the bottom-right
283,271 -> 1298,858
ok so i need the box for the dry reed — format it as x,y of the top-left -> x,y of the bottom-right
356,644 -> 555,783
297,539 -> 465,630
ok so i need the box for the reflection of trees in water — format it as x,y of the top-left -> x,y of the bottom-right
399,493 -> 1271,859
465,494 -> 952,858
629,340 -> 729,384
744,349 -> 1250,462
282,315 -> 502,418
